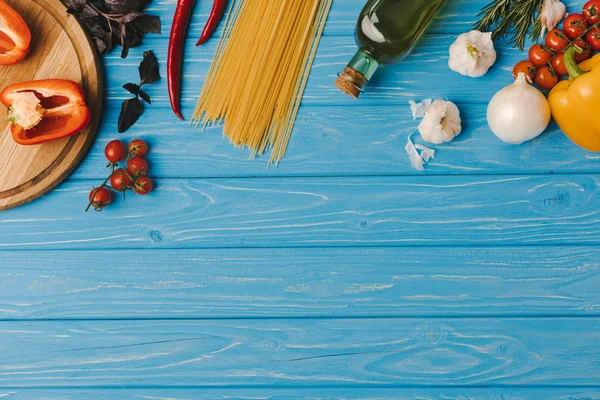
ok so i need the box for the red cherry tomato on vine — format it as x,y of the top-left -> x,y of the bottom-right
585,27 -> 600,50
551,53 -> 568,76
513,60 -> 536,82
545,29 -> 570,52
128,139 -> 149,157
564,14 -> 589,40
583,0 -> 600,24
110,168 -> 134,192
105,140 -> 126,163
534,66 -> 559,90
528,44 -> 554,66
127,156 -> 149,176
89,187 -> 112,210
573,39 -> 593,62
134,176 -> 154,195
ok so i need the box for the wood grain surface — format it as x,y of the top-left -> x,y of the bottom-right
0,0 -> 598,398
0,247 -> 598,319
0,318 -> 597,387
1,175 -> 599,249
0,0 -> 102,210
69,105 -> 600,179
1,388 -> 600,399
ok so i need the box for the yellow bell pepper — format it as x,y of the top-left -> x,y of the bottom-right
549,47 -> 600,151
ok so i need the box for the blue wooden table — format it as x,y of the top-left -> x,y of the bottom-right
1,0 -> 599,398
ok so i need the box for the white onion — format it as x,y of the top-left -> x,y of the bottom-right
487,73 -> 551,144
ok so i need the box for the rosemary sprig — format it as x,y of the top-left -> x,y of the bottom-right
474,0 -> 544,50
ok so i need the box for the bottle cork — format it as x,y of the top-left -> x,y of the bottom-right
335,67 -> 367,99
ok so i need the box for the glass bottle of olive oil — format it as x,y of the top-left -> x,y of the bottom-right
335,0 -> 446,98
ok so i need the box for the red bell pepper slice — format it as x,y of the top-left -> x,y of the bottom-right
0,0 -> 31,65
0,79 -> 90,145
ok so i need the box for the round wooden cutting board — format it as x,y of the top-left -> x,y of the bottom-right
0,0 -> 102,210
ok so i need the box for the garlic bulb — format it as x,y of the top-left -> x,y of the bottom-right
418,99 -> 462,144
448,30 -> 496,78
487,73 -> 551,144
540,0 -> 567,37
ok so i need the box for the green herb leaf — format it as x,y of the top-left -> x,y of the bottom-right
474,0 -> 544,50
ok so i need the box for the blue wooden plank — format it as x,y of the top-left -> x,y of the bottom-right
71,105 -> 597,179
0,247 -> 599,319
2,388 -> 600,399
0,318 -> 596,387
102,35 -> 526,108
1,175 -> 599,249
147,0 -> 589,37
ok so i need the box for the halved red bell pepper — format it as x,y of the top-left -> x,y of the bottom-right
0,79 -> 90,145
0,0 -> 31,65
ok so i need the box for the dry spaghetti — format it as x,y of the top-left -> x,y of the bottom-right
191,0 -> 333,166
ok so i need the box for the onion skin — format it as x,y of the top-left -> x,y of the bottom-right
487,73 -> 551,144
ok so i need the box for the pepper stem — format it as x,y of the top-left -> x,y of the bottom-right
564,46 -> 587,80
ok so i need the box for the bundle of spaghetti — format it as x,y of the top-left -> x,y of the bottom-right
191,0 -> 333,166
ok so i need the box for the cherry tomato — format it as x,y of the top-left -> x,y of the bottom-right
563,14 -> 589,40
583,0 -> 600,24
586,27 -> 600,50
573,39 -> 593,62
128,139 -> 149,157
551,53 -> 568,76
127,156 -> 149,176
110,168 -> 134,192
512,60 -> 536,82
545,29 -> 570,51
89,187 -> 112,210
535,66 -> 559,90
528,44 -> 554,66
134,176 -> 154,195
105,140 -> 126,163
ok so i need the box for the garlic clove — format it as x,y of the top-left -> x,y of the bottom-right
449,30 -> 497,78
540,0 -> 567,37
418,99 -> 462,144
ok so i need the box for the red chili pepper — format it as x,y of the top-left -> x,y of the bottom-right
168,0 -> 195,121
196,0 -> 228,46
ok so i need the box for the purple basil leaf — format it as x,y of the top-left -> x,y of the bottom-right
138,0 -> 151,10
80,4 -> 99,18
118,97 -> 143,133
138,89 -> 151,104
62,0 -> 86,12
120,23 -> 129,58
119,10 -> 142,24
110,20 -> 122,43
103,0 -> 140,14
93,37 -> 108,53
81,18 -> 114,52
82,17 -> 109,36
139,50 -> 160,85
123,82 -> 140,95
130,14 -> 161,36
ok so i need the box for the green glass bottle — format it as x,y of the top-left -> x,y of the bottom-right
335,0 -> 446,98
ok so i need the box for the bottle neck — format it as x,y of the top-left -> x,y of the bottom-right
334,50 -> 380,99
347,50 -> 380,81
